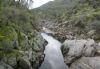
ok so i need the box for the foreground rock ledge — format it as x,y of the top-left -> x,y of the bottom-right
63,39 -> 96,64
70,57 -> 100,69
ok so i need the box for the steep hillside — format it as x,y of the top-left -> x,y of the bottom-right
0,0 -> 44,69
35,0 -> 100,40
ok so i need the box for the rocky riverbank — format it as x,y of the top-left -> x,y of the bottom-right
0,29 -> 100,69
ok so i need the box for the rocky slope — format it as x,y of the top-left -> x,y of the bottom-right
35,0 -> 100,41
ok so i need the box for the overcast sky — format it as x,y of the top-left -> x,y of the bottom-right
32,0 -> 54,8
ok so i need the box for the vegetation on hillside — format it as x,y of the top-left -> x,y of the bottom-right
0,0 -> 37,58
35,0 -> 100,40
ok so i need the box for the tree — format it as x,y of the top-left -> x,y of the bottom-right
15,0 -> 34,9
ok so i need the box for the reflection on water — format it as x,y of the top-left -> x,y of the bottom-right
39,33 -> 69,69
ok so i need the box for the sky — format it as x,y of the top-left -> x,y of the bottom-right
32,0 -> 54,9
15,0 -> 54,9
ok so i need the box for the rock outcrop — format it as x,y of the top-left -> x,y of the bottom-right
61,38 -> 100,69
70,57 -> 100,69
63,39 -> 96,64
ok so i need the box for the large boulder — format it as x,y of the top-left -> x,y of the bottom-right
64,39 -> 87,57
63,39 -> 87,64
63,39 -> 96,64
70,57 -> 100,69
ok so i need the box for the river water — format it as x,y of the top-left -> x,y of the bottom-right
39,33 -> 69,69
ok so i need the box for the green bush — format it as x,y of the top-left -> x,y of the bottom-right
0,26 -> 18,57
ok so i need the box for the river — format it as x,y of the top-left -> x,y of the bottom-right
39,33 -> 69,69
